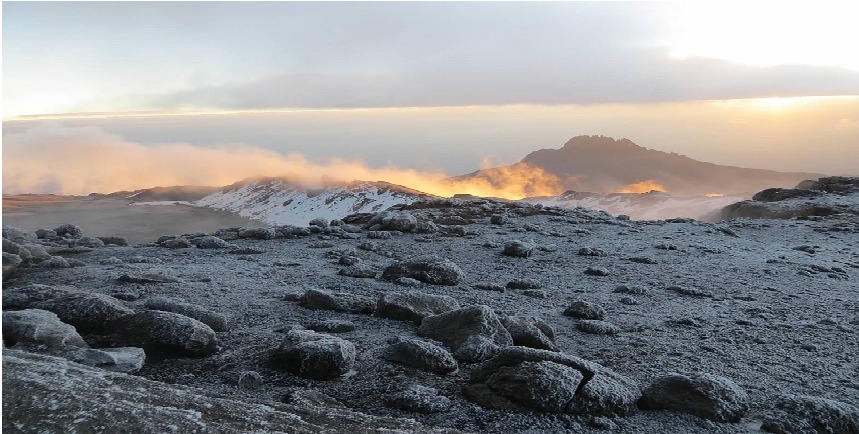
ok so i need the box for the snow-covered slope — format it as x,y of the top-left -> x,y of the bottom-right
194,177 -> 433,226
526,190 -> 748,221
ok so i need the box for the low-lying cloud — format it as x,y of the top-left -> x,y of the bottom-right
2,123 -> 565,199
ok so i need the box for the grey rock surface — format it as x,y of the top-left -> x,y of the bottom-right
111,311 -> 219,357
375,291 -> 461,324
638,372 -> 749,423
273,329 -> 356,380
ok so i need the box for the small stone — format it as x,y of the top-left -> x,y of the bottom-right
585,267 -> 610,276
577,320 -> 620,335
564,301 -> 607,320
387,385 -> 451,414
578,247 -> 608,257
506,278 -> 542,289
305,319 -> 356,333
385,338 -> 458,374
237,371 -> 264,390
503,240 -> 535,258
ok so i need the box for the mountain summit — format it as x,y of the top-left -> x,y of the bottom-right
455,136 -> 823,196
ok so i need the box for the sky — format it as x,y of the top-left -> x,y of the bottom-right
2,1 -> 859,195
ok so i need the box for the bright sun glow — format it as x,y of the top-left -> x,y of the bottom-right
711,95 -> 859,112
657,3 -> 859,71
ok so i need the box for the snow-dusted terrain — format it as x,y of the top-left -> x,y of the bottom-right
526,191 -> 747,221
194,177 -> 432,226
3,178 -> 859,433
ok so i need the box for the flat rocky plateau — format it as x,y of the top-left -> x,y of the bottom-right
3,192 -> 859,433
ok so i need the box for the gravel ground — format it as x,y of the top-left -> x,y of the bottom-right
4,199 -> 858,434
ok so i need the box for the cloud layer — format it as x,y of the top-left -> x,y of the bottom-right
2,123 -> 564,199
5,2 -> 859,115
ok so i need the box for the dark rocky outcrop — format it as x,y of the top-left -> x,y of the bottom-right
2,350 -> 463,433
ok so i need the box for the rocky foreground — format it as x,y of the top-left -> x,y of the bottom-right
3,181 -> 859,433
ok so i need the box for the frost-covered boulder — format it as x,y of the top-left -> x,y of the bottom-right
387,385 -> 451,414
144,297 -> 229,332
192,236 -> 231,249
72,236 -> 104,248
466,347 -> 641,417
273,330 -> 355,380
238,227 -> 277,240
564,301 -> 607,320
385,338 -> 458,374
374,291 -> 460,324
111,311 -> 219,357
471,360 -> 583,413
638,372 -> 749,423
502,240 -> 535,258
500,316 -> 558,351
3,309 -> 88,348
3,252 -> 23,278
33,292 -> 134,333
418,305 -> 512,360
2,284 -> 74,310
96,236 -> 129,246
300,289 -> 376,314
53,224 -> 83,238
761,394 -> 859,434
158,237 -> 193,248
14,343 -> 145,373
382,255 -> 465,286
3,225 -> 38,242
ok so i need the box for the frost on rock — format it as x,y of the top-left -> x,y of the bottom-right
418,305 -> 512,361
638,372 -> 749,423
374,291 -> 461,324
382,255 -> 465,286
273,329 -> 356,380
111,311 -> 220,357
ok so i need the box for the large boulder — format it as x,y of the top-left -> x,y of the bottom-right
384,338 -> 458,374
382,255 -> 465,286
300,289 -> 376,314
374,291 -> 460,324
761,394 -> 859,434
466,347 -> 640,417
475,360 -> 583,413
3,309 -> 88,348
500,316 -> 558,351
144,297 -> 229,332
273,330 -> 356,380
418,305 -> 513,361
72,236 -> 104,248
2,284 -> 74,310
111,311 -> 219,357
53,224 -> 83,238
2,252 -> 22,278
33,292 -> 134,333
13,343 -> 145,373
3,225 -> 38,242
638,372 -> 749,423
383,213 -> 418,232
